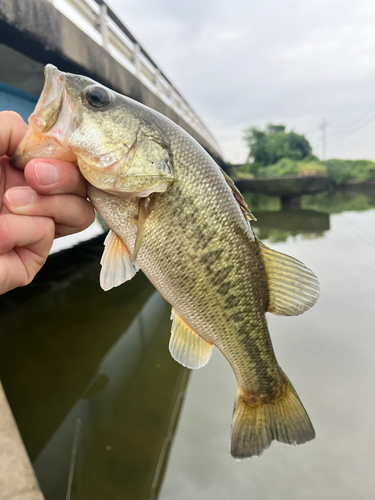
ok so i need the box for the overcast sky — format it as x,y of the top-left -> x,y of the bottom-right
107,0 -> 375,163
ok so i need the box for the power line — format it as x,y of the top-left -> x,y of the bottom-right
330,108 -> 375,143
304,65 -> 375,147
319,119 -> 328,160
329,102 -> 375,138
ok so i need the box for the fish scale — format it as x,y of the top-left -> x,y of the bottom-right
12,64 -> 319,459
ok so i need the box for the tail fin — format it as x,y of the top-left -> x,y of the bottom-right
231,374 -> 315,459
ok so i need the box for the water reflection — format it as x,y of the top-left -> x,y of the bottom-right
0,236 -> 188,500
0,186 -> 374,499
244,186 -> 375,242
244,186 -> 375,214
302,190 -> 375,214
158,206 -> 375,500
252,210 -> 330,242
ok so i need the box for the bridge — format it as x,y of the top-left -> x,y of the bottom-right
0,0 -> 222,161
235,175 -> 334,208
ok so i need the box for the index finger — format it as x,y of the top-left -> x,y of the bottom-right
0,111 -> 28,158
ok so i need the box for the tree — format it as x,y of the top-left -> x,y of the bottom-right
244,124 -> 312,167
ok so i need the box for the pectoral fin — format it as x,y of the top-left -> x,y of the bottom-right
169,309 -> 213,369
258,239 -> 320,316
100,230 -> 138,291
133,196 -> 153,262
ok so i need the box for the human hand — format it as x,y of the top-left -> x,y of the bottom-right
0,111 -> 95,294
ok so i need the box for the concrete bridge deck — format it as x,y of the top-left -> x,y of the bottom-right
0,0 -> 222,161
235,175 -> 334,207
235,175 -> 333,197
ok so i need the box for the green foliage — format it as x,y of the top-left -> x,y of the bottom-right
233,163 -> 255,179
297,162 -> 327,176
238,121 -> 375,184
325,159 -> 375,185
253,159 -> 326,178
243,190 -> 375,221
232,156 -> 375,185
243,124 -> 312,166
257,158 -> 298,177
242,192 -> 281,212
300,154 -> 320,162
351,160 -> 375,182
254,228 -> 290,243
324,160 -> 353,185
302,191 -> 375,213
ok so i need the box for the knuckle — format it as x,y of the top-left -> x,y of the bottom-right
75,201 -> 95,229
30,214 -> 54,238
1,110 -> 23,122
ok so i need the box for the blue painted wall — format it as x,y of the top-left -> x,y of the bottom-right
0,83 -> 38,122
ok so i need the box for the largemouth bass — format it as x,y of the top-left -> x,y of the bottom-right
12,65 -> 319,459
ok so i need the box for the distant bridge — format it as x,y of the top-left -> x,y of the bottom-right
235,175 -> 334,208
0,0 -> 222,161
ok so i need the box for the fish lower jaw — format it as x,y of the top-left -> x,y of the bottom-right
11,128 -> 76,168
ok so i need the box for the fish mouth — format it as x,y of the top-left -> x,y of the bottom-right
11,64 -> 76,169
30,64 -> 64,133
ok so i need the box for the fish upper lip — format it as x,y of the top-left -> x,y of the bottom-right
39,64 -> 62,108
44,64 -> 56,89
29,64 -> 65,133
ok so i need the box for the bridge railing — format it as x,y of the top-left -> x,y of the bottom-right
47,0 -> 221,155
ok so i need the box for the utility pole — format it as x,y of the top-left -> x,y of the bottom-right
319,119 -> 328,160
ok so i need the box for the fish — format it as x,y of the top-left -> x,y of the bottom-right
12,64 -> 319,459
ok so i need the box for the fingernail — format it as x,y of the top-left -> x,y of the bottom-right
6,187 -> 36,207
34,162 -> 58,185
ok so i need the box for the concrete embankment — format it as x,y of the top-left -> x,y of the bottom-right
0,383 -> 44,500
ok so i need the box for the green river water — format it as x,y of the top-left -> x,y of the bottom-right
0,187 -> 374,499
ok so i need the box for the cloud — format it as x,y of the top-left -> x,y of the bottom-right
107,0 -> 375,162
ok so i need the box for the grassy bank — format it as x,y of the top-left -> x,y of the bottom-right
231,157 -> 375,185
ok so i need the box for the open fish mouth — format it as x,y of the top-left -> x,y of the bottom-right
30,64 -> 65,134
11,64 -> 77,169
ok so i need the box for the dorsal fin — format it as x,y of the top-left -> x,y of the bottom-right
220,168 -> 257,222
258,238 -> 320,316
169,309 -> 213,369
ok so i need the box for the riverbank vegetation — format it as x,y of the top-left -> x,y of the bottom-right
233,124 -> 375,185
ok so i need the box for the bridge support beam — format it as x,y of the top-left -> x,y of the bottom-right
281,195 -> 302,209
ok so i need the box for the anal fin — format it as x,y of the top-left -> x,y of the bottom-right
100,230 -> 138,291
169,309 -> 213,369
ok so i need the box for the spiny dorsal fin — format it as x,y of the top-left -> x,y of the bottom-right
258,238 -> 319,316
100,230 -> 138,291
169,309 -> 213,369
220,168 -> 257,222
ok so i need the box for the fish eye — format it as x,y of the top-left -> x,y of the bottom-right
84,86 -> 111,108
